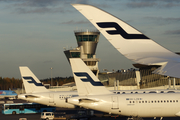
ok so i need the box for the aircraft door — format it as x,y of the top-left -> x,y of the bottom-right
111,96 -> 119,109
19,105 -> 24,114
49,94 -> 54,103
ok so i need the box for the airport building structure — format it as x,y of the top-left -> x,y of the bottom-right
64,30 -> 100,76
62,29 -> 180,91
15,30 -> 180,95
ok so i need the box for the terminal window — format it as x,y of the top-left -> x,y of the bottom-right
71,52 -> 80,58
89,35 -> 97,41
87,54 -> 93,58
76,35 -> 98,42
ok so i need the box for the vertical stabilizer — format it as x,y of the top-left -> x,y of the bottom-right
71,4 -> 180,78
19,66 -> 49,93
69,58 -> 111,96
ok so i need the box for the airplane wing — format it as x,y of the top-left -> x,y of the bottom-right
72,4 -> 180,78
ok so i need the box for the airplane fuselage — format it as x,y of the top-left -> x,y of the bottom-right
18,91 -> 78,108
18,90 -> 179,110
0,90 -> 17,99
67,92 -> 180,117
18,90 -> 180,109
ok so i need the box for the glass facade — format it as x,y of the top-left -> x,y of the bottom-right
76,35 -> 97,42
87,54 -> 93,58
71,52 -> 80,58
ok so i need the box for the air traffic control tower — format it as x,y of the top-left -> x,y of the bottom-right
64,30 -> 100,76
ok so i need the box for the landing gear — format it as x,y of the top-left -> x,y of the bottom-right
153,117 -> 163,120
127,116 -> 143,120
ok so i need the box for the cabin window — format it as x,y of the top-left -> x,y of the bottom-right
170,100 -> 172,102
139,101 -> 141,103
161,100 -> 163,103
160,91 -> 164,93
164,100 -> 166,103
151,101 -> 153,103
158,101 -> 160,103
145,101 -> 147,103
142,101 -> 144,103
131,92 -> 133,94
117,92 -> 120,94
154,101 -> 156,103
149,91 -> 156,93
173,100 -> 175,102
176,100 -> 178,102
133,101 -> 135,103
135,92 -> 138,94
167,100 -> 169,103
143,91 -> 146,93
129,101 -> 131,103
122,92 -> 125,94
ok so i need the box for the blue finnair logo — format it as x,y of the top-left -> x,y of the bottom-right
74,72 -> 103,86
23,77 -> 43,86
96,22 -> 149,39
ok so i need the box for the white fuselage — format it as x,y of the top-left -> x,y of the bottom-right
18,91 -> 78,108
18,90 -> 180,110
67,92 -> 180,117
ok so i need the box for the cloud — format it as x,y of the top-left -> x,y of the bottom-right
14,6 -> 70,14
126,0 -> 180,8
3,0 -> 65,7
43,60 -> 53,63
1,0 -> 91,14
61,20 -> 89,24
145,17 -> 180,25
75,0 -> 89,4
127,1 -> 156,8
164,30 -> 180,35
1,0 -> 113,14
13,0 -> 72,14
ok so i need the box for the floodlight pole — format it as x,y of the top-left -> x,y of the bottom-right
50,67 -> 53,86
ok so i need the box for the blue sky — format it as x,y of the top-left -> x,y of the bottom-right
0,0 -> 180,79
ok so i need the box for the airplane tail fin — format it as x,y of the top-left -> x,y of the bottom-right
72,4 -> 180,78
69,58 -> 111,96
19,66 -> 49,93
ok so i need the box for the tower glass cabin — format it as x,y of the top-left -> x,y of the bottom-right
64,30 -> 100,76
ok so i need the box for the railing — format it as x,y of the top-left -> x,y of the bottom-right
98,69 -> 180,89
